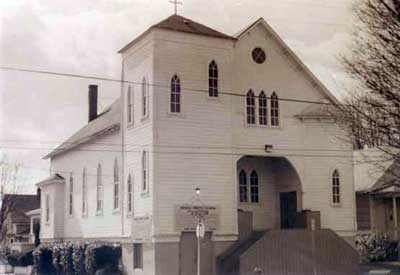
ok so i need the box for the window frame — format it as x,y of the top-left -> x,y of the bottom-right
113,158 -> 120,211
68,173 -> 73,217
127,174 -> 133,214
170,75 -> 181,113
141,77 -> 149,119
82,168 -> 87,217
208,60 -> 218,97
127,86 -> 134,125
96,164 -> 103,215
270,92 -> 280,127
331,169 -> 341,206
142,151 -> 149,194
250,170 -> 259,203
239,170 -> 248,203
246,90 -> 256,125
45,194 -> 50,224
258,91 -> 267,126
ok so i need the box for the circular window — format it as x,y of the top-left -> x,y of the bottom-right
252,48 -> 266,64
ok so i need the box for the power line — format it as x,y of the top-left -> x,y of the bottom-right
0,66 -> 333,106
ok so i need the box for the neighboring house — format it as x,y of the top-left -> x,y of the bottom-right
0,194 -> 40,253
354,149 -> 400,240
38,14 -> 357,274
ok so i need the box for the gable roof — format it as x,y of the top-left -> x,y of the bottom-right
118,14 -> 235,53
1,194 -> 40,224
235,17 -> 340,105
44,99 -> 121,159
36,173 -> 65,187
369,160 -> 400,193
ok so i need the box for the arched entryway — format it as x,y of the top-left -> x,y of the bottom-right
236,156 -> 303,234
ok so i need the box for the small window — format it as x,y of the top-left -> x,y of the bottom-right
250,171 -> 259,203
113,158 -> 119,210
82,168 -> 87,215
96,164 -> 103,213
259,91 -> 267,125
270,92 -> 279,126
142,77 -> 148,117
142,151 -> 148,192
133,243 -> 143,269
246,90 -> 256,125
252,48 -> 266,64
332,169 -> 341,205
170,75 -> 181,113
69,173 -> 73,216
239,170 -> 248,203
45,195 -> 50,222
127,86 -> 134,124
127,174 -> 133,213
208,60 -> 218,97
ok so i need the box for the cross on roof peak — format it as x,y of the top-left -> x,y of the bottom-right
169,0 -> 183,15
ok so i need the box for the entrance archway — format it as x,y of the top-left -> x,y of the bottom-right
236,156 -> 303,234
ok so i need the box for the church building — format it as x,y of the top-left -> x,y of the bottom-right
37,13 -> 358,275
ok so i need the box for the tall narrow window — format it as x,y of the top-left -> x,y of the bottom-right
45,195 -> 50,222
127,174 -> 133,213
250,171 -> 259,203
96,164 -> 103,213
113,158 -> 119,210
142,77 -> 148,117
246,90 -> 255,124
270,92 -> 279,126
332,169 -> 341,205
68,173 -> 73,216
142,151 -> 148,192
127,86 -> 133,124
209,60 -> 218,97
259,91 -> 267,125
82,168 -> 87,215
133,243 -> 143,269
239,170 -> 248,203
170,75 -> 181,113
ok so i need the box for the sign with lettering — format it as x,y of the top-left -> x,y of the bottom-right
175,205 -> 219,231
132,215 -> 152,241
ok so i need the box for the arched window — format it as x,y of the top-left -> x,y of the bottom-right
170,75 -> 181,113
82,168 -> 87,215
142,151 -> 148,192
113,158 -> 119,210
259,91 -> 267,125
246,90 -> 255,125
127,86 -> 133,124
96,164 -> 103,213
270,92 -> 279,126
69,173 -> 73,216
250,171 -> 259,203
45,194 -> 50,222
239,170 -> 248,203
332,169 -> 341,205
142,77 -> 148,117
209,60 -> 218,97
127,174 -> 133,213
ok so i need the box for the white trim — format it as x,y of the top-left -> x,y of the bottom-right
330,168 -> 342,207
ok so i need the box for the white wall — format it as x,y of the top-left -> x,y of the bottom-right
49,131 -> 123,239
40,182 -> 64,241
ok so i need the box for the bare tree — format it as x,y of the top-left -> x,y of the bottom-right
0,158 -> 21,245
334,0 -> 400,178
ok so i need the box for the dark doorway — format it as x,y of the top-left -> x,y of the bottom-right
280,191 -> 297,229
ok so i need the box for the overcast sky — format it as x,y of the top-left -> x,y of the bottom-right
0,0 -> 356,193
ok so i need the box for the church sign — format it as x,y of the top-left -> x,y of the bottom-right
175,205 -> 219,231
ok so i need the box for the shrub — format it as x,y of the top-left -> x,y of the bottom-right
355,233 -> 398,263
7,251 -> 33,267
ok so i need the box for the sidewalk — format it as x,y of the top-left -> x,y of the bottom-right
361,262 -> 400,274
